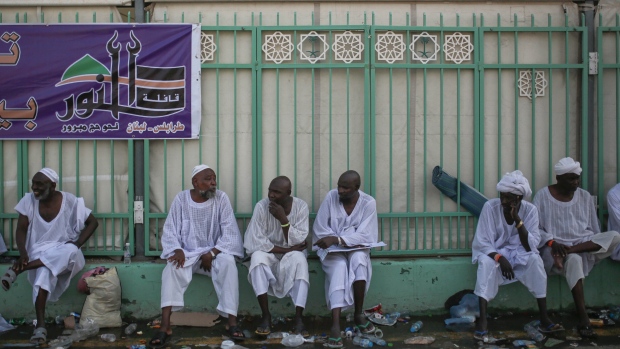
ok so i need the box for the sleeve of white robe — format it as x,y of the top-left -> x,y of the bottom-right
608,184 -> 620,232
312,190 -> 340,246
160,193 -> 185,259
471,201 -> 498,263
244,201 -> 274,254
340,192 -> 379,247
214,192 -> 244,258
533,191 -> 553,248
287,198 -> 309,246
587,194 -> 601,235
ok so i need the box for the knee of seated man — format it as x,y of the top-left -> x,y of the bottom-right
564,253 -> 583,270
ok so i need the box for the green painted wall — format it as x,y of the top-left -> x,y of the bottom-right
1,257 -> 619,320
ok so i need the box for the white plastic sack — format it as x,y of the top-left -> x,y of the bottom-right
0,313 -> 15,333
80,267 -> 122,328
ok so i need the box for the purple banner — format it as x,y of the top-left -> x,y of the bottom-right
0,24 -> 201,139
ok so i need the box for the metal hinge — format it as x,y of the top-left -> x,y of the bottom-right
589,52 -> 598,75
134,198 -> 144,224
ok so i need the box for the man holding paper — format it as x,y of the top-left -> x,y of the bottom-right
313,170 -> 379,349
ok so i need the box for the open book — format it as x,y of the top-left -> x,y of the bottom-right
316,242 -> 386,261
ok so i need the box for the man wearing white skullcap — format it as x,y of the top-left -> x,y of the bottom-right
151,165 -> 246,347
1,168 -> 98,344
472,171 -> 561,340
534,157 -> 620,338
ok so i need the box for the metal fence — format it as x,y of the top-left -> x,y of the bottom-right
1,9 -> 617,258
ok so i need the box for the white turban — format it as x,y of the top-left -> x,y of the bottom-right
554,157 -> 582,176
496,170 -> 532,198
38,167 -> 59,183
191,164 -> 211,179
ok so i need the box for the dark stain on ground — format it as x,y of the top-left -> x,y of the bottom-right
431,277 -> 438,284
381,262 -> 392,265
400,268 -> 411,274
121,298 -> 137,305
140,275 -> 145,279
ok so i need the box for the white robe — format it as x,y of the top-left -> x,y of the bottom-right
14,192 -> 90,304
244,197 -> 310,301
160,190 -> 243,315
471,199 -> 546,301
606,183 -> 620,260
534,187 -> 620,289
312,189 -> 378,310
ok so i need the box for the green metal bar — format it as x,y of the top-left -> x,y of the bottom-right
254,27 -> 261,205
389,67 -> 393,212
580,12 -> 589,191
423,68 -> 427,211
514,14 -> 519,170
276,67 -> 280,176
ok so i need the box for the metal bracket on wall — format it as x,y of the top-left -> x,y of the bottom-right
589,52 -> 598,75
134,200 -> 144,224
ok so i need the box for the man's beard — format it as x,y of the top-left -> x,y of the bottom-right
199,189 -> 216,199
339,196 -> 352,204
34,187 -> 51,201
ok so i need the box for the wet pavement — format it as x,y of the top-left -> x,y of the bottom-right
1,311 -> 619,349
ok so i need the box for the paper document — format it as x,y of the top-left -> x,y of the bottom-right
316,242 -> 386,261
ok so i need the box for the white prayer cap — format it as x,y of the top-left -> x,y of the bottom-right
554,157 -> 582,176
38,167 -> 59,183
192,164 -> 211,179
496,170 -> 532,198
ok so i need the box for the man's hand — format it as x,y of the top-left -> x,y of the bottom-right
510,201 -> 522,224
200,252 -> 214,272
13,253 -> 29,271
268,202 -> 287,223
313,236 -> 339,249
288,241 -> 307,252
551,241 -> 570,257
497,256 -> 515,280
167,249 -> 186,269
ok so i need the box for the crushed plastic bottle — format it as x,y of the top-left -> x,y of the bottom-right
365,335 -> 387,346
281,334 -> 305,347
100,333 -> 116,342
523,323 -> 544,342
70,317 -> 99,342
353,336 -> 373,347
385,312 -> 400,323
125,322 -> 138,335
409,320 -> 423,333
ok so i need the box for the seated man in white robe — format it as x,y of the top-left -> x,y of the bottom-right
534,157 -> 620,338
606,183 -> 620,260
149,165 -> 245,348
472,170 -> 562,340
313,170 -> 378,349
244,176 -> 309,337
1,168 -> 98,344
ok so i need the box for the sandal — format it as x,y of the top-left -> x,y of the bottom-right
1,268 -> 16,291
538,323 -> 565,334
148,331 -> 170,349
473,330 -> 488,341
255,324 -> 271,336
30,327 -> 47,344
228,325 -> 246,340
577,325 -> 598,338
356,321 -> 375,334
324,337 -> 343,348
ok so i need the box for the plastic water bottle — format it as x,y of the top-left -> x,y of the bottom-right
100,334 -> 116,342
409,320 -> 423,333
523,323 -> 544,342
123,243 -> 131,264
386,312 -> 400,323
353,336 -> 373,347
125,323 -> 137,335
366,336 -> 387,346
